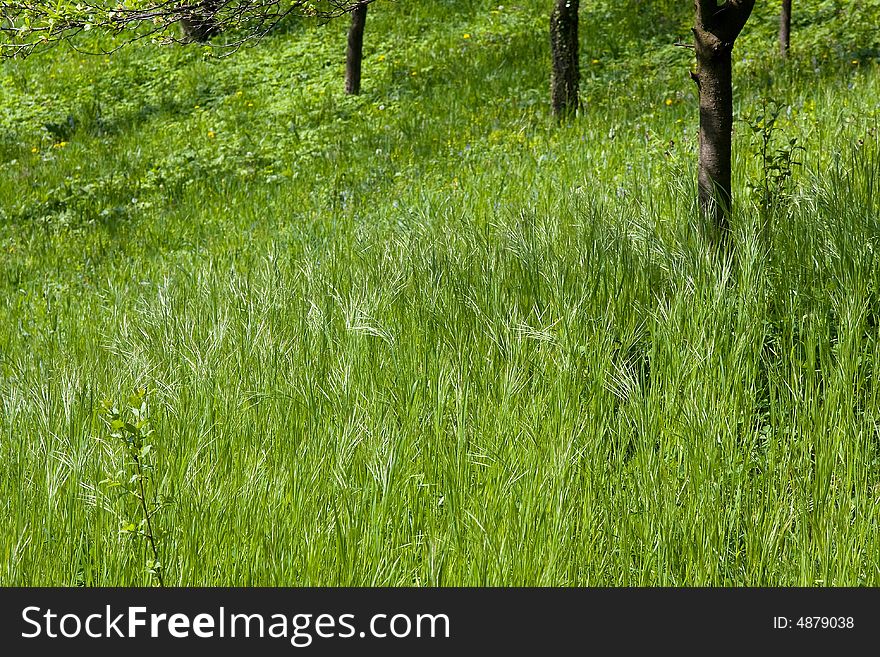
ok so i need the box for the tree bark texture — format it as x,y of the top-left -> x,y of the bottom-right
779,0 -> 792,57
550,0 -> 580,118
693,0 -> 755,239
180,0 -> 220,42
345,3 -> 369,95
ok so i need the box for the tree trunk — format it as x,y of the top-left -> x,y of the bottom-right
692,0 -> 756,241
180,0 -> 220,43
779,0 -> 792,57
694,35 -> 734,235
345,3 -> 369,95
550,0 -> 580,118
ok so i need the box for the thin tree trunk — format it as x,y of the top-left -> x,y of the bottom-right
550,0 -> 580,118
345,3 -> 369,95
692,0 -> 756,242
779,0 -> 792,57
180,0 -> 219,43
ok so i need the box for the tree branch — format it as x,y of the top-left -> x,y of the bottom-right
694,0 -> 756,46
0,0 -> 378,57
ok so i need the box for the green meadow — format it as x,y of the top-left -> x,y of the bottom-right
1,1 -> 880,585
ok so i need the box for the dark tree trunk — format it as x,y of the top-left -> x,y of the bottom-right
180,0 -> 220,42
779,0 -> 792,57
550,0 -> 580,118
345,3 -> 369,95
692,0 -> 755,241
694,38 -> 734,235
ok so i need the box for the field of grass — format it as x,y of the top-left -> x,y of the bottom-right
1,0 -> 880,586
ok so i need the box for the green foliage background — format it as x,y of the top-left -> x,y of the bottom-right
1,0 -> 879,585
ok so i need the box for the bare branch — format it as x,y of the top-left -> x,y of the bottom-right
0,1 -> 378,57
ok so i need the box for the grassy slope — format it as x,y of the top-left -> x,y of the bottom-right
1,1 -> 880,585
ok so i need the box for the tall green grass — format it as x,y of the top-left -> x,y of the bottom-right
1,1 -> 879,585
